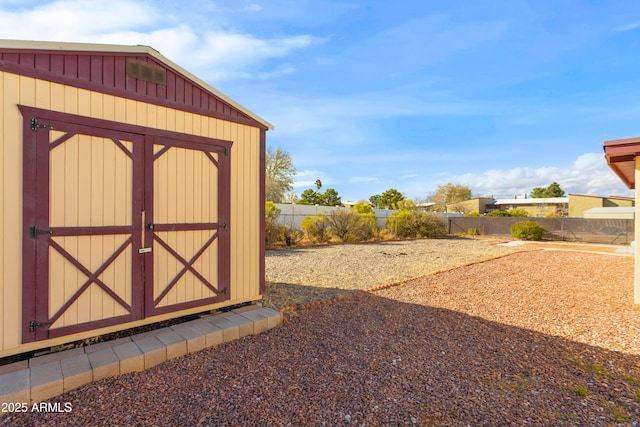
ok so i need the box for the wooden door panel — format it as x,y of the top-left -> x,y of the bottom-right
47,234 -> 133,329
152,230 -> 219,308
146,138 -> 230,316
22,111 -> 143,343
21,106 -> 231,342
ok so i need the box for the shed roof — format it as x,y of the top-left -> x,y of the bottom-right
603,137 -> 640,189
0,39 -> 273,130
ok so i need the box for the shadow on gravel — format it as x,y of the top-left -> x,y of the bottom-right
6,292 -> 640,427
263,281 -> 353,308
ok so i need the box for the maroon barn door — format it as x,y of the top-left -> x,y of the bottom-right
144,135 -> 231,316
21,107 -> 231,343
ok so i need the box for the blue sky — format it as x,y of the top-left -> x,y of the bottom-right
1,0 -> 639,201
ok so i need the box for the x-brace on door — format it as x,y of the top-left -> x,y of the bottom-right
21,106 -> 231,343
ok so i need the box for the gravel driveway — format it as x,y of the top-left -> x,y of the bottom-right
3,239 -> 639,426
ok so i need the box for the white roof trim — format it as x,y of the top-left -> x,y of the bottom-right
0,39 -> 274,130
492,197 -> 569,205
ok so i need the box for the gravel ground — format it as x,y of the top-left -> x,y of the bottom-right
263,237 -> 524,309
3,240 -> 640,426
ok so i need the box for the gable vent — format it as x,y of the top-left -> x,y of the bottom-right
126,58 -> 167,86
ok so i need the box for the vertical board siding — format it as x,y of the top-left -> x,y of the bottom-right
2,72 -> 22,349
0,71 -> 262,354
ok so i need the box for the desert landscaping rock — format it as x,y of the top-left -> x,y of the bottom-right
263,237 -> 524,308
3,239 -> 639,426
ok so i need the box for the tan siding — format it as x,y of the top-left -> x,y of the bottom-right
19,74 -> 36,107
0,72 -> 263,355
90,91 -> 102,119
102,94 -> 115,122
64,85 -> 78,114
51,83 -> 65,111
2,72 -> 23,350
35,79 -> 51,109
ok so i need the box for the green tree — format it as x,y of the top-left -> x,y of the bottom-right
376,188 -> 405,209
266,146 -> 296,203
369,194 -> 382,208
298,188 -> 322,205
430,183 -> 472,212
315,179 -> 322,190
530,182 -> 565,198
322,188 -> 342,206
298,186 -> 342,206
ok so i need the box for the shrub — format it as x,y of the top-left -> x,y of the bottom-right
486,208 -> 529,217
485,209 -> 510,217
325,209 -> 355,242
301,213 -> 331,243
265,202 -> 285,246
466,227 -> 479,236
352,201 -> 373,214
325,209 -> 378,242
350,211 -> 378,241
387,211 -> 447,239
510,221 -> 544,241
506,208 -> 529,217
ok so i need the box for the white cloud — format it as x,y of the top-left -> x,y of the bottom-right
613,22 -> 640,32
258,65 -> 296,80
400,174 -> 419,180
293,169 -> 325,188
0,0 -> 316,83
0,0 -> 156,39
243,3 -> 262,12
441,152 -> 633,199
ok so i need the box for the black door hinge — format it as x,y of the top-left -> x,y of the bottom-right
30,226 -> 52,238
30,118 -> 53,131
30,320 -> 51,332
219,288 -> 227,295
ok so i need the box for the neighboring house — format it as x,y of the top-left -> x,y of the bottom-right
446,194 -> 634,217
446,197 -> 494,214
488,197 -> 569,216
604,136 -> 640,304
415,202 -> 436,211
567,194 -> 634,217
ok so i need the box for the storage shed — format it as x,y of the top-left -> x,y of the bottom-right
0,39 -> 273,358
